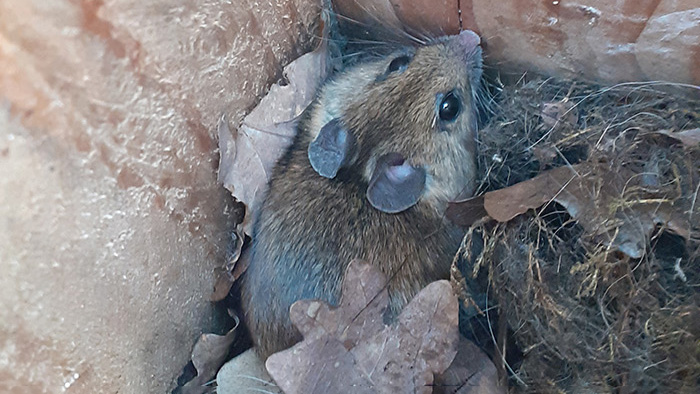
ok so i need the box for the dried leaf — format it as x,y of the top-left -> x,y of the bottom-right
265,260 -> 459,394
180,313 -> 240,394
216,348 -> 283,394
210,223 -> 246,302
434,338 -> 504,394
211,268 -> 234,303
534,165 -> 690,258
218,42 -> 329,234
650,128 -> 700,147
484,165 -> 582,223
448,164 -> 691,258
211,201 -> 247,301
445,195 -> 487,227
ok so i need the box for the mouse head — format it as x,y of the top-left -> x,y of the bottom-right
307,30 -> 483,214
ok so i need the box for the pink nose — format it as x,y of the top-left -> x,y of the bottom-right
458,30 -> 481,52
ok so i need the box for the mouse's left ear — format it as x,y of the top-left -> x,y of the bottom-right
366,153 -> 426,214
308,118 -> 357,179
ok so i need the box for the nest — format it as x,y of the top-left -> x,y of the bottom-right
458,77 -> 700,393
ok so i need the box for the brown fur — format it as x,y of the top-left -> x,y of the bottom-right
241,34 -> 483,358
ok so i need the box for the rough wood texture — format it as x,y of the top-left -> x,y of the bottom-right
0,1 -> 320,392
335,0 -> 700,84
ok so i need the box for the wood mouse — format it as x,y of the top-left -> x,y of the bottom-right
241,30 -> 484,358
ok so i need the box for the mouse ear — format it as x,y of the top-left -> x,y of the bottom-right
366,153 -> 426,214
308,118 -> 357,179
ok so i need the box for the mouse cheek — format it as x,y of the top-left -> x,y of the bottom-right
366,153 -> 427,214
437,120 -> 473,153
449,107 -> 478,142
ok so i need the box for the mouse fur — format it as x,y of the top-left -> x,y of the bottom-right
241,31 -> 484,358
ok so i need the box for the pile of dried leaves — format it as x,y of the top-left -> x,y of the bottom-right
449,77 -> 700,392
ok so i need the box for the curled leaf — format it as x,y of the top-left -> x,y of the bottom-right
265,260 -> 460,394
434,337 -> 504,394
650,128 -> 700,147
216,348 -> 283,394
448,164 -> 691,258
218,40 -> 330,234
180,312 -> 239,394
211,222 -> 247,302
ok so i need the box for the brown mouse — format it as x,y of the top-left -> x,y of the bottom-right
241,30 -> 483,359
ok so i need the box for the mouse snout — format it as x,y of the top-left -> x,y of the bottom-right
457,30 -> 481,55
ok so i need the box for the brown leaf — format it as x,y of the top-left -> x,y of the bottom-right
216,348 -> 283,394
218,41 -> 329,234
211,268 -> 235,303
483,165 -> 582,223
532,165 -> 690,258
180,313 -> 239,394
446,195 -> 488,227
265,260 -> 460,394
211,223 -> 246,301
650,128 -> 700,147
449,164 -> 691,258
434,337 -> 505,394
353,280 -> 460,393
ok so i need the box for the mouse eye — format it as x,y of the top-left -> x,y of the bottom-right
387,55 -> 411,74
438,92 -> 461,122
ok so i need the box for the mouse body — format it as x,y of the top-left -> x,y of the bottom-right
241,30 -> 484,358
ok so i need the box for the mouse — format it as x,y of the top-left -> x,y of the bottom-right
240,30 -> 484,359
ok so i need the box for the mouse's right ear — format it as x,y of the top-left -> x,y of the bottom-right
308,118 -> 357,179
366,153 -> 426,214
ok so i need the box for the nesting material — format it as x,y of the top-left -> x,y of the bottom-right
457,77 -> 699,392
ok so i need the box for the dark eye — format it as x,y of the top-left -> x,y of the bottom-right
387,55 -> 410,74
438,92 -> 461,122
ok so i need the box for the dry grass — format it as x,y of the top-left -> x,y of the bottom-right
456,76 -> 700,393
